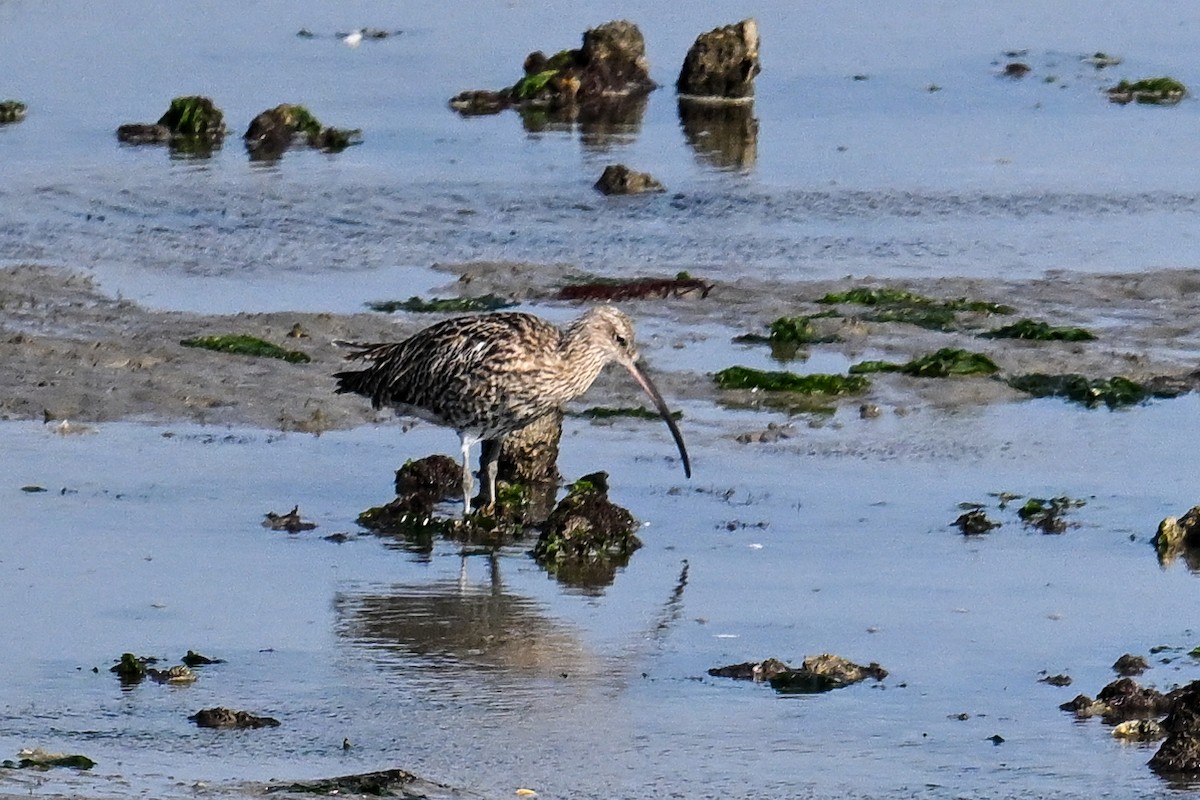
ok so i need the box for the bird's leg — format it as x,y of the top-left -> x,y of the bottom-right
478,438 -> 502,513
460,438 -> 474,517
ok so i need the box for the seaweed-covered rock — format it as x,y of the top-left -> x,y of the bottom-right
449,20 -> 655,122
677,19 -> 761,99
531,472 -> 639,589
0,100 -> 28,124
1107,77 -> 1187,106
262,505 -> 317,532
267,769 -> 423,797
394,455 -> 462,500
594,164 -> 665,195
1095,677 -> 1172,723
1151,681 -> 1200,773
1113,653 -> 1150,677
244,104 -> 360,160
1,748 -> 95,771
189,707 -> 280,729
118,96 -> 226,155
1017,496 -> 1084,534
110,652 -> 156,685
953,507 -> 1000,535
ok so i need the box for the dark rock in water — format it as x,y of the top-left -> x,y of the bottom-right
110,652 -> 155,685
1096,677 -> 1172,722
594,164 -> 665,195
266,768 -> 427,797
770,670 -> 848,694
262,505 -> 317,532
394,454 -> 461,500
307,125 -> 363,152
189,707 -> 280,729
576,20 -> 656,99
244,103 -> 320,159
117,123 -> 172,144
0,100 -> 28,123
1003,62 -> 1032,78
1113,653 -> 1150,676
532,471 -> 640,589
2,748 -> 96,770
1040,673 -> 1073,687
1107,77 -> 1187,106
1153,506 -> 1200,569
677,19 -> 761,99
448,89 -> 511,116
678,97 -> 758,170
953,508 -> 1000,535
708,657 -> 791,681
182,650 -> 224,667
1151,680 -> 1200,773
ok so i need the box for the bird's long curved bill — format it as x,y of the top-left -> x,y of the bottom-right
624,362 -> 692,478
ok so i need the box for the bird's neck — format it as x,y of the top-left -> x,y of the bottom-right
557,320 -> 611,400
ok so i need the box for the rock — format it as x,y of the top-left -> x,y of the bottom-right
0,100 -> 28,124
1112,719 -> 1166,741
449,20 -> 655,124
1153,506 -> 1200,567
800,653 -> 888,683
531,472 -> 640,589
394,455 -> 461,499
594,164 -> 666,195
116,96 -> 226,155
109,652 -> 156,685
1003,62 -> 1031,78
1039,673 -> 1073,687
1107,77 -> 1187,106
244,104 -> 320,159
116,123 -> 173,145
708,658 -> 790,681
1113,653 -> 1150,676
262,505 -> 317,532
147,665 -> 197,684
2,748 -> 95,770
1096,677 -> 1172,722
189,707 -> 280,729
1151,681 -> 1200,773
676,19 -> 761,99
953,508 -> 1000,535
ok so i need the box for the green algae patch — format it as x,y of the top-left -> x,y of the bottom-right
714,367 -> 869,395
576,406 -> 683,421
1007,373 -> 1178,408
2,749 -> 96,771
157,95 -> 226,142
365,295 -> 516,313
850,348 -> 999,378
181,334 -> 311,363
532,471 -> 641,590
1107,77 -> 1187,106
735,315 -> 840,354
816,287 -> 1013,331
1018,496 -> 1086,534
979,319 -> 1097,342
512,69 -> 560,100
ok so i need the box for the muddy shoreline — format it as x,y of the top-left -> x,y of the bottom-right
3,261 -> 1200,433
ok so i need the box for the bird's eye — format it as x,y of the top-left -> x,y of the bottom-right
614,334 -> 629,348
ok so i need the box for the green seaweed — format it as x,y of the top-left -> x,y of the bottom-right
850,348 -> 999,378
1108,77 -> 1187,105
180,334 -> 311,364
2,752 -> 96,771
714,367 -> 869,395
816,287 -> 1013,331
576,406 -> 682,421
512,69 -> 560,100
365,295 -> 516,314
979,319 -> 1096,341
1006,373 -> 1174,408
1018,496 -> 1085,534
156,96 -> 225,140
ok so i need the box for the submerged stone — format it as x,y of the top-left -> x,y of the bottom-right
189,707 -> 280,729
708,658 -> 791,681
769,654 -> 887,695
266,768 -> 423,796
1017,496 -> 1084,534
953,508 -> 1000,535
117,96 -> 226,155
594,163 -> 665,195
262,505 -> 317,532
676,19 -> 761,99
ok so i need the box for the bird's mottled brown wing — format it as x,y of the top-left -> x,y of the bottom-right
333,313 -> 562,433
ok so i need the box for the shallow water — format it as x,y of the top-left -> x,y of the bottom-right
6,2 -> 1200,311
5,1 -> 1200,797
4,398 -> 1200,798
